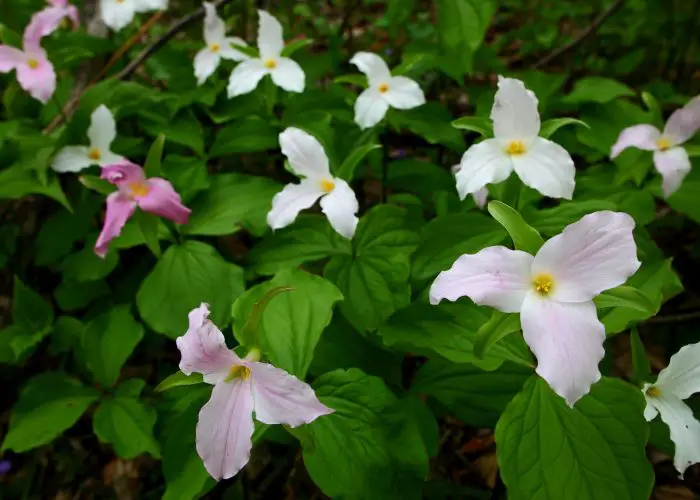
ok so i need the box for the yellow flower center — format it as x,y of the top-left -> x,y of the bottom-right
88,148 -> 101,161
656,137 -> 672,151
378,83 -> 389,93
210,43 -> 221,53
533,273 -> 554,296
116,0 -> 125,3
225,365 -> 252,382
506,140 -> 527,156
320,178 -> 336,193
265,59 -> 277,69
26,58 -> 39,69
646,385 -> 661,398
129,182 -> 150,198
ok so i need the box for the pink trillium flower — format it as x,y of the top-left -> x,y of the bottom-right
176,303 -> 333,480
27,0 -> 80,40
94,161 -> 190,257
611,96 -> 700,198
0,19 -> 56,104
430,211 -> 641,407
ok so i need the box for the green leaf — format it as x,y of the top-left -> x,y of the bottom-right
523,199 -> 618,236
137,241 -> 245,338
0,325 -> 49,364
685,144 -> 700,158
389,103 -> 465,152
562,77 -> 635,104
231,268 -> 342,377
666,167 -> 700,224
141,111 -> 204,157
487,200 -> 544,254
61,234 -> 119,281
412,359 -> 531,428
473,310 -> 521,360
155,372 -> 204,392
0,167 -> 70,210
82,305 -> 144,387
143,133 -> 166,178
135,210 -> 161,258
2,372 -> 99,452
336,143 -> 382,181
280,38 -> 313,57
451,116 -> 493,137
594,285 -> 656,315
209,117 -> 278,157
230,43 -> 258,58
630,328 -> 651,385
79,174 -> 116,195
640,92 -> 663,127
13,277 -> 54,335
539,117 -> 589,139
236,286 -> 295,348
334,74 -> 368,87
495,376 -> 653,500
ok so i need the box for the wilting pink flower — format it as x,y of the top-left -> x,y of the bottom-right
27,0 -> 80,40
0,19 -> 56,103
176,304 -> 333,480
611,96 -> 700,197
430,211 -> 641,407
94,161 -> 190,257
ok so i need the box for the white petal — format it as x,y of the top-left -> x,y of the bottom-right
51,146 -> 93,173
320,178 -> 359,239
656,342 -> 700,400
492,76 -> 540,142
473,186 -> 488,209
384,76 -> 425,110
227,59 -> 267,98
257,10 -> 283,59
134,0 -> 166,12
531,211 -> 640,302
220,37 -> 250,61
202,1 -> 225,45
663,98 -> 700,145
429,246 -> 533,313
248,361 -> 333,427
349,52 -> 391,87
654,147 -> 691,198
194,48 -> 220,85
88,105 -> 117,152
101,0 -> 136,31
511,137 -> 575,200
643,388 -> 659,421
270,57 -> 305,93
353,87 -> 389,129
455,139 -> 512,200
646,393 -> 700,475
196,379 -> 255,480
279,127 -> 331,178
267,180 -> 324,231
521,296 -> 605,407
610,124 -> 661,158
97,150 -> 125,167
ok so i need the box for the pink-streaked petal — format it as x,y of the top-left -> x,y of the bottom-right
94,192 -> 137,258
384,76 -> 425,110
101,160 -> 145,187
429,246 -> 533,313
610,124 -> 660,158
531,211 -> 641,302
353,87 -> 389,129
270,57 -> 305,93
196,379 -> 255,480
654,147 -> 691,198
227,58 -> 267,98
257,10 -> 284,59
16,57 -> 55,104
521,296 -> 605,407
267,179 -> 324,231
279,127 -> 331,179
492,76 -> 540,143
349,52 -> 391,87
511,137 -> 575,200
176,303 -> 238,383
248,362 -> 333,427
663,98 -> 700,145
655,342 -> 700,400
0,46 -> 24,72
319,178 -> 359,239
473,186 -> 488,209
138,178 -> 191,224
455,139 -> 512,200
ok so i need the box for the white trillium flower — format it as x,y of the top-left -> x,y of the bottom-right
456,76 -> 576,201
267,127 -> 359,239
643,341 -> 700,475
452,164 -> 488,209
194,2 -> 249,85
227,10 -> 304,98
350,52 -> 425,129
100,0 -> 168,31
430,211 -> 640,407
611,96 -> 700,198
52,105 -> 124,173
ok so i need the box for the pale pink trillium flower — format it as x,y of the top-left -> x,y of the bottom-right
643,341 -> 700,475
0,19 -> 56,104
350,52 -> 426,129
268,127 -> 359,239
456,76 -> 575,201
52,105 -> 124,172
430,211 -> 641,407
176,303 -> 333,480
100,0 -> 168,32
94,161 -> 190,257
452,164 -> 488,209
194,2 -> 249,85
227,10 -> 305,98
611,96 -> 700,198
26,0 -> 80,39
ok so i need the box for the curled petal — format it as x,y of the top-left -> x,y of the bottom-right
101,161 -> 145,187
645,393 -> 700,475
227,59 -> 267,98
492,76 -> 540,143
100,0 -> 137,31
221,37 -> 250,61
194,48 -> 220,85
320,178 -> 359,239
16,57 -> 55,104
353,87 -> 389,129
654,147 -> 691,198
202,2 -> 225,45
51,146 -> 93,173
429,246 -> 533,313
267,180 -> 324,231
0,46 -> 24,72
25,7 -> 67,42
663,98 -> 700,145
521,296 -> 605,407
384,76 -> 425,110
511,137 -> 575,200
270,57 -> 305,93
531,211 -> 640,302
257,10 -> 284,59
197,379 -> 255,480
455,139 -> 512,200
94,192 -> 137,258
248,362 -> 333,427
655,342 -> 700,400
610,124 -> 661,158
88,105 -> 118,152
473,186 -> 489,209
349,52 -> 391,87
279,127 -> 330,179
138,178 -> 191,224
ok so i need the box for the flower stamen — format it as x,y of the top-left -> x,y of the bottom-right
129,182 -> 150,198
265,59 -> 277,69
320,179 -> 335,193
378,83 -> 389,93
210,43 -> 221,53
656,137 -> 672,151
225,365 -> 252,382
646,386 -> 661,398
506,140 -> 527,156
88,148 -> 102,161
26,58 -> 39,69
533,273 -> 554,296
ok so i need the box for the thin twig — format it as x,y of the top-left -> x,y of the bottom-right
645,310 -> 700,325
530,0 -> 626,69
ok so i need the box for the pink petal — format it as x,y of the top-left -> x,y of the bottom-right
196,379 -> 255,480
247,361 -> 333,427
138,178 -> 191,225
94,192 -> 137,258
654,147 -> 691,198
531,211 -> 640,302
176,303 -> 238,384
663,98 -> 700,145
16,56 -> 56,104
0,45 -> 24,72
610,124 -> 660,158
25,7 -> 71,42
66,5 -> 80,27
101,161 -> 146,187
429,246 -> 533,313
521,296 -> 605,407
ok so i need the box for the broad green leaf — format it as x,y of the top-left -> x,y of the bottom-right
155,372 -> 204,392
562,77 -> 635,104
451,116 -> 493,137
137,241 -> 244,338
495,376 -> 653,500
641,91 -> 663,127
143,133 -> 166,178
236,286 -> 294,348
336,143 -> 382,181
111,217 -> 172,250
685,144 -> 700,158
0,324 -> 48,364
594,285 -> 656,315
231,268 -> 342,377
539,117 -> 589,139
79,174 -> 115,195
412,359 -> 532,427
2,372 -> 99,452
280,38 -> 313,57
487,201 -> 544,254
0,167 -> 70,210
82,305 -> 144,387
135,210 -> 161,258
473,310 -> 521,360
54,279 -> 110,311
13,277 -> 53,335
230,43 -> 258,58
386,159 -> 455,199
141,111 -> 204,157
630,328 -> 651,385
389,103 -> 465,152
209,117 -> 278,157
60,234 -> 119,281
334,74 -> 368,87
667,166 -> 700,224
523,199 -> 618,236
49,316 -> 85,356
